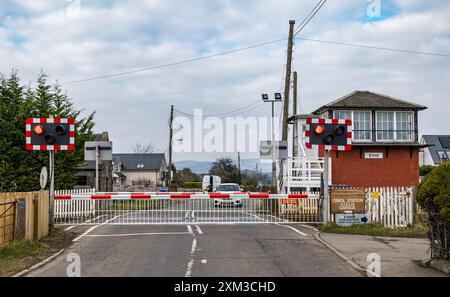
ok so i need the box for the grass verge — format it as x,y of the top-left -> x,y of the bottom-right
0,227 -> 77,277
320,222 -> 428,238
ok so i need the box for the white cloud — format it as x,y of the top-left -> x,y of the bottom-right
0,0 -> 449,160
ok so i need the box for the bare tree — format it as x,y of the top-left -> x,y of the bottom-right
132,142 -> 156,153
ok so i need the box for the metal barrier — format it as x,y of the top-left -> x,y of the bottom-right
54,192 -> 321,225
0,201 -> 16,246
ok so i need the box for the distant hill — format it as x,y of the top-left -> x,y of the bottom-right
174,159 -> 272,175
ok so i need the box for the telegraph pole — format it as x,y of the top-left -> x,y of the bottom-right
168,105 -> 174,189
292,71 -> 298,157
282,20 -> 295,141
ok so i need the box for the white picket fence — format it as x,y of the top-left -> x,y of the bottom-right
365,186 -> 414,228
54,188 -> 95,219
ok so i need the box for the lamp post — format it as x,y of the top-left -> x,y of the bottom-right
262,93 -> 282,191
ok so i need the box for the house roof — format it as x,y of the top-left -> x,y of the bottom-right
421,135 -> 450,165
113,153 -> 166,171
312,91 -> 427,114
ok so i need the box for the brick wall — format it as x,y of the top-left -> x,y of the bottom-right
330,146 -> 420,187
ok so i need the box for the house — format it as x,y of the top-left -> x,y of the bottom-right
419,135 -> 450,166
76,132 -> 113,191
308,91 -> 427,187
112,153 -> 168,190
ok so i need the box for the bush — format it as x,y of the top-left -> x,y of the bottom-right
416,162 -> 450,221
419,165 -> 434,177
184,181 -> 202,189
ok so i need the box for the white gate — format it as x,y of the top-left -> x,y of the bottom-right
53,191 -> 321,225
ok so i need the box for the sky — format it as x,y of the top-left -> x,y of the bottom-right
1,0 -> 449,161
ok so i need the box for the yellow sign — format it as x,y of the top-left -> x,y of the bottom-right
372,192 -> 379,199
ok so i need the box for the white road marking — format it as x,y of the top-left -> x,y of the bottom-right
185,211 -> 190,220
72,215 -> 121,242
201,259 -> 207,264
185,259 -> 194,277
187,225 -> 193,234
195,225 -> 203,235
64,215 -> 106,230
71,211 -> 139,242
191,211 -> 195,219
185,237 -> 198,277
190,238 -> 197,255
85,232 -> 191,238
277,223 -> 308,236
300,224 -> 319,232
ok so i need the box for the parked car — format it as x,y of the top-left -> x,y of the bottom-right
214,183 -> 243,207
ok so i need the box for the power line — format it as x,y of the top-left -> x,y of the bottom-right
296,37 -> 450,58
61,38 -> 287,84
293,0 -> 327,37
174,99 -> 264,118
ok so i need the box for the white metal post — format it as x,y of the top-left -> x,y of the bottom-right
95,144 -> 99,191
323,149 -> 330,224
49,150 -> 55,229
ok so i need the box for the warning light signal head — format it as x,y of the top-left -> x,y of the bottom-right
324,134 -> 334,145
314,124 -> 325,135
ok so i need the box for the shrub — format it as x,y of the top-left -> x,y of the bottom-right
416,161 -> 450,221
419,165 -> 434,177
184,181 -> 202,189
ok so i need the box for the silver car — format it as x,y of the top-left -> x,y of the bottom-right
214,183 -> 243,207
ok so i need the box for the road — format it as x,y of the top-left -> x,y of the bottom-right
27,211 -> 361,277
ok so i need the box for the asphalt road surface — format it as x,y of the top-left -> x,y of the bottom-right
27,212 -> 361,277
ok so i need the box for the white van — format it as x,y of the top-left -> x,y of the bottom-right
202,175 -> 221,192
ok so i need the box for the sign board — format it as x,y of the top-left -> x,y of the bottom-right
84,141 -> 113,161
335,213 -> 371,227
280,199 -> 297,205
259,140 -> 288,161
40,167 -> 48,190
330,189 -> 365,214
364,152 -> 383,159
372,191 -> 379,199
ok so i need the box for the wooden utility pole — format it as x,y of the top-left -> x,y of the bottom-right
168,105 -> 174,189
237,151 -> 241,184
282,20 -> 295,141
292,71 -> 298,157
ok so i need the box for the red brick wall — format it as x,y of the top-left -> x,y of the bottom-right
329,146 -> 419,187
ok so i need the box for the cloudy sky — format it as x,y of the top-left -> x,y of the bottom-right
1,0 -> 449,161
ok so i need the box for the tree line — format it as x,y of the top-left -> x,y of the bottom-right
0,71 -> 95,192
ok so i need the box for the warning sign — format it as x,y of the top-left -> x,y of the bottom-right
330,189 -> 365,214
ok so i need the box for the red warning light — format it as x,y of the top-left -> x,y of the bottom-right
314,124 -> 325,135
33,124 -> 44,135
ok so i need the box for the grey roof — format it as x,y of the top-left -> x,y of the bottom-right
113,153 -> 166,171
422,135 -> 450,165
94,132 -> 109,141
312,91 -> 427,114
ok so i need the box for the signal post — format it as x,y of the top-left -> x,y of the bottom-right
304,118 -> 352,223
26,118 -> 75,229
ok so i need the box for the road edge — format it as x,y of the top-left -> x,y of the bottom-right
13,248 -> 66,277
314,231 -> 367,277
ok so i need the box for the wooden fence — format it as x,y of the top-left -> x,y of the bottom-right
0,191 -> 49,246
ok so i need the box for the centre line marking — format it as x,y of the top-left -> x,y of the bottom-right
185,259 -> 194,277
195,225 -> 203,235
190,238 -> 197,255
201,259 -> 207,264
